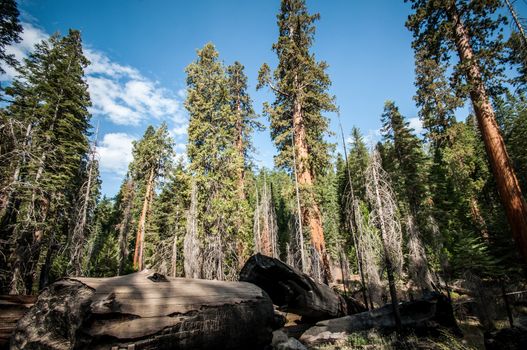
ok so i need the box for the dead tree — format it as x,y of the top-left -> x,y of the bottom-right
366,150 -> 403,330
68,123 -> 99,276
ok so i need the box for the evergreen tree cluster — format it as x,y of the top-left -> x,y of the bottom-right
0,2 -> 526,329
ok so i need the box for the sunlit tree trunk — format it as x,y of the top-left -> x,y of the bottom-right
448,3 -> 527,263
293,94 -> 331,283
133,168 -> 155,270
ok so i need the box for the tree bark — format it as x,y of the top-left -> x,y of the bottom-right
235,94 -> 246,201
117,180 -> 134,275
133,167 -> 155,270
300,291 -> 459,346
11,271 -> 276,350
447,3 -> 527,264
293,94 -> 332,284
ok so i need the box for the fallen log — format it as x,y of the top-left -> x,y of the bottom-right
239,254 -> 360,321
0,295 -> 36,350
300,291 -> 460,346
11,271 -> 275,350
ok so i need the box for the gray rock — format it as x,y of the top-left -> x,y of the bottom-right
275,337 -> 308,350
272,330 -> 289,346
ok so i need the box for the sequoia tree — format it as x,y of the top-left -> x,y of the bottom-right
406,0 -> 527,263
257,0 -> 336,283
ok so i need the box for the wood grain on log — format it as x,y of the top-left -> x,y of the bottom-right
11,271 -> 275,350
0,295 -> 35,350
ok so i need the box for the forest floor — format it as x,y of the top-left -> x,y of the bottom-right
301,318 -> 492,349
286,276 -> 527,350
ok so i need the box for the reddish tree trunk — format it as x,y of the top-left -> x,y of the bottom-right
133,168 -> 155,270
293,96 -> 332,283
448,4 -> 527,263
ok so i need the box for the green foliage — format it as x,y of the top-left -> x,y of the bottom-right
406,0 -> 508,100
257,0 -> 336,177
185,43 -> 252,279
380,101 -> 428,216
86,198 -> 119,277
146,161 -> 190,276
0,29 -> 94,293
0,0 -> 22,74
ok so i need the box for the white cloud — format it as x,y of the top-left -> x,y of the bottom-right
171,123 -> 188,136
1,22 -> 47,80
85,49 -> 141,79
97,133 -> 136,176
408,117 -> 424,135
363,129 -> 382,148
174,143 -> 186,151
85,50 -> 186,126
1,23 -> 186,129
177,88 -> 187,99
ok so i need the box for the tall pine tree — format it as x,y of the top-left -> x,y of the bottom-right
257,0 -> 336,283
406,0 -> 527,263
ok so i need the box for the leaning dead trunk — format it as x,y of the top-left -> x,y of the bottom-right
11,271 -> 276,350
447,3 -> 527,264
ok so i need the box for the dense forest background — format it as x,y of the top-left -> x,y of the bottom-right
1,0 -> 527,333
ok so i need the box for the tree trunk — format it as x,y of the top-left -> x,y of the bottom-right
170,233 -> 178,278
447,3 -> 527,264
69,136 -> 97,277
11,271 -> 276,350
133,167 -> 155,270
338,115 -> 369,309
0,295 -> 36,349
117,180 -> 134,275
235,99 -> 245,200
371,158 -> 402,331
293,95 -> 331,283
505,0 -> 527,47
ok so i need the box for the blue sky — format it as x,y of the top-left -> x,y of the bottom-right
4,0 -> 526,196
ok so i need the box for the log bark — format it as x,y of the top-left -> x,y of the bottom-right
239,254 -> 357,321
11,271 -> 275,350
300,291 -> 460,346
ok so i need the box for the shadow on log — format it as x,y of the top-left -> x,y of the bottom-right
300,291 -> 460,346
240,254 -> 363,321
11,271 -> 275,350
